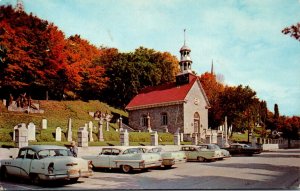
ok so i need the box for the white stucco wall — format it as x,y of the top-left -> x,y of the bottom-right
183,80 -> 209,136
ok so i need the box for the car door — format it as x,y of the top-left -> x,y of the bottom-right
94,148 -> 111,168
20,149 -> 35,178
109,148 -> 121,168
5,148 -> 27,176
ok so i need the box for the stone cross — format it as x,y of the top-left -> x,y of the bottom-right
67,118 -> 72,142
15,124 -> 28,148
151,131 -> 158,146
119,116 -> 123,131
98,119 -> 104,141
88,121 -> 94,142
105,113 -> 111,131
41,119 -> 47,129
55,127 -> 62,141
27,122 -> 36,141
147,113 -> 152,132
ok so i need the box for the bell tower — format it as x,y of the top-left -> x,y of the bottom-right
179,29 -> 193,74
176,29 -> 193,85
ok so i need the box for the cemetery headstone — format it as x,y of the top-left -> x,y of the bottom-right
56,127 -> 62,141
27,122 -> 36,141
42,119 -> 47,129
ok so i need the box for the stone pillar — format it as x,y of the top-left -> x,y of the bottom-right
151,131 -> 158,146
174,132 -> 180,145
13,123 -> 26,141
224,116 -> 229,147
251,135 -> 257,147
217,132 -> 223,147
211,130 -> 217,144
67,118 -> 72,142
206,135 -> 212,144
55,127 -> 61,141
98,119 -> 104,141
15,125 -> 28,148
41,119 -> 47,129
27,122 -> 36,141
88,121 -> 94,142
120,129 -> 129,146
78,127 -> 88,147
180,133 -> 184,142
147,113 -> 152,132
192,133 -> 198,145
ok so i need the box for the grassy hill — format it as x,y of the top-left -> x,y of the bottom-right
0,100 -> 174,146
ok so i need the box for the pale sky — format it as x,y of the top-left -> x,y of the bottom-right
1,0 -> 300,116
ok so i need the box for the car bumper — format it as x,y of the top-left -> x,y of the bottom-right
141,161 -> 162,169
40,170 -> 93,181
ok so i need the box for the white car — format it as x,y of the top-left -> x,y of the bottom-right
198,144 -> 231,159
181,145 -> 224,162
82,147 -> 162,173
0,145 -> 93,184
141,146 -> 187,168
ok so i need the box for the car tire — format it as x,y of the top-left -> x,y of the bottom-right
0,167 -> 9,180
30,174 -> 41,185
121,165 -> 132,173
70,177 -> 79,183
197,156 -> 205,162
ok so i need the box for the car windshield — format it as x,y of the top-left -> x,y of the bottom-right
123,148 -> 143,154
207,144 -> 220,149
148,147 -> 162,153
38,149 -> 72,159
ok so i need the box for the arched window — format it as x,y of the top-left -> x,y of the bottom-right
194,112 -> 200,133
161,113 -> 168,126
140,115 -> 147,127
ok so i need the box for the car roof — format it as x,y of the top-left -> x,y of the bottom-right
21,145 -> 68,152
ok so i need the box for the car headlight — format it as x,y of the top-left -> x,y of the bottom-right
48,162 -> 54,174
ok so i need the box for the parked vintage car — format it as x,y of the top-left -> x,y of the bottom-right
198,144 -> 231,159
181,145 -> 224,162
82,147 -> 162,173
222,143 -> 262,156
140,146 -> 187,168
0,145 -> 93,184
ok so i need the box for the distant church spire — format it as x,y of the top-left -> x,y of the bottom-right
15,0 -> 24,12
211,60 -> 214,75
178,29 -> 192,74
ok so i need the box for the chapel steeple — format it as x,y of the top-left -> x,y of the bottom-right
179,29 -> 193,74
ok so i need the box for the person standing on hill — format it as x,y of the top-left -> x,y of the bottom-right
70,141 -> 78,157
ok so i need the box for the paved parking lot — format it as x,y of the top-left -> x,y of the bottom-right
0,149 -> 299,190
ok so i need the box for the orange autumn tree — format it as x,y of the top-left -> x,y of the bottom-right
199,72 -> 225,128
64,35 -> 108,99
